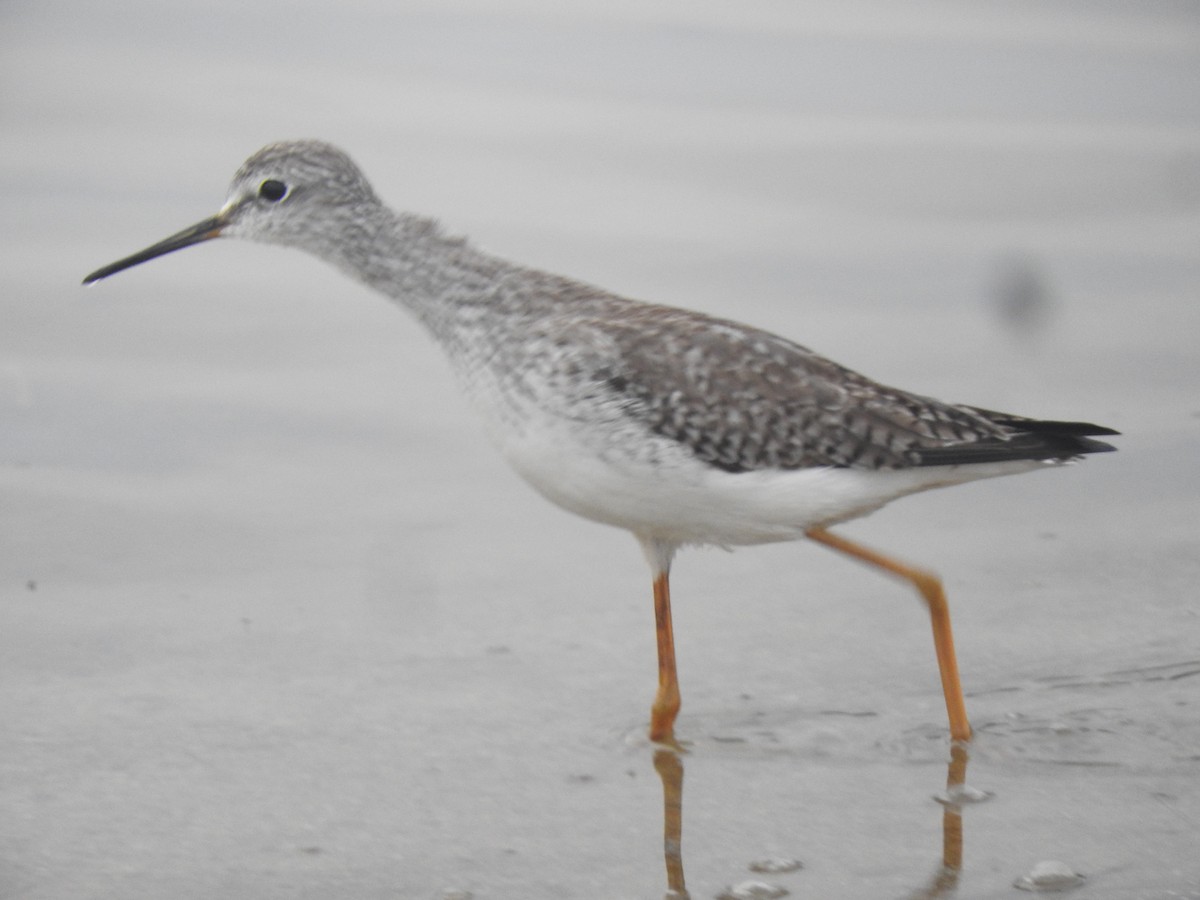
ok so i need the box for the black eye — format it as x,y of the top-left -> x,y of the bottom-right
258,179 -> 288,202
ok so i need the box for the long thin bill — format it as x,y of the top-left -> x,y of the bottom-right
82,214 -> 227,284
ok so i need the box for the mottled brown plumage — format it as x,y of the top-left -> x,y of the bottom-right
577,305 -> 1114,472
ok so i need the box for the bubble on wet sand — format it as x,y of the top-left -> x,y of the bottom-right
747,858 -> 803,874
1013,860 -> 1086,892
716,880 -> 789,899
933,782 -> 994,805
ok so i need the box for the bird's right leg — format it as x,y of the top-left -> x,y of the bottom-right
639,537 -> 682,744
806,527 -> 973,743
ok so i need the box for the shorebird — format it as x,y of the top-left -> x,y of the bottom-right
84,140 -> 1117,744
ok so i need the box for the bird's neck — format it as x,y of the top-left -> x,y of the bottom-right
325,206 -> 520,343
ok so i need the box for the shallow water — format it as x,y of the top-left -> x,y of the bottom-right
3,3 -> 1199,898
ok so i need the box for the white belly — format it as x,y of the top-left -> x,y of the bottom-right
493,417 -> 1050,548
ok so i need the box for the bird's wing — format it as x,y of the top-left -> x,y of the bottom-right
545,303 -> 1115,473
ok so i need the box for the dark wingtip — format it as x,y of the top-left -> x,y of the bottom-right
914,424 -> 1119,467
999,423 -> 1120,460
1033,421 -> 1120,438
1068,435 -> 1118,454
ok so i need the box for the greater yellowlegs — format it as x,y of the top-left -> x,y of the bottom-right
84,141 -> 1117,744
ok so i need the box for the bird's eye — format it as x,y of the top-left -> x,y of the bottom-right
258,179 -> 289,202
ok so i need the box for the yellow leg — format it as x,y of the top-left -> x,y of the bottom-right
806,527 -> 973,743
650,571 -> 682,743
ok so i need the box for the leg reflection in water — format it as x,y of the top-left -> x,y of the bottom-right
909,740 -> 976,900
648,741 -> 986,899
654,748 -> 688,899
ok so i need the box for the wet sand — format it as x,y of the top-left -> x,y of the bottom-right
3,3 -> 1199,897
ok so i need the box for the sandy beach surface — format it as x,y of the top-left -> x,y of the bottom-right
3,3 -> 1199,897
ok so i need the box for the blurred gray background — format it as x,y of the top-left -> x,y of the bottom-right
2,2 -> 1198,898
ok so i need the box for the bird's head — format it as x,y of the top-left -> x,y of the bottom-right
83,140 -> 381,284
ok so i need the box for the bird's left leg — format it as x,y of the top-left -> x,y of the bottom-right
650,569 -> 682,743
